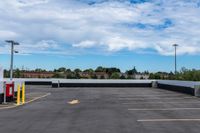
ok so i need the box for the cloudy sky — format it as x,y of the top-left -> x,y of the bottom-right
0,0 -> 200,72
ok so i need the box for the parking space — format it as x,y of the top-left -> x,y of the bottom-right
0,86 -> 200,133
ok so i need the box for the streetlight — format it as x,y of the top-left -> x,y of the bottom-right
173,44 -> 178,75
5,40 -> 19,80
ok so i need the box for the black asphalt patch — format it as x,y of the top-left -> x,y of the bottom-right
0,86 -> 200,133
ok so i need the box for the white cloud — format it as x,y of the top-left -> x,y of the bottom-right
0,0 -> 200,56
73,40 -> 97,48
0,30 -> 18,39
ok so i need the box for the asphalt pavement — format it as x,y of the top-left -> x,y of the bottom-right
1,85 -> 200,133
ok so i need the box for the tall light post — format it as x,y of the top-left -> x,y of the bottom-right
173,44 -> 178,75
5,40 -> 19,80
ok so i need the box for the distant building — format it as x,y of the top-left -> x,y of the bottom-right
120,73 -> 128,78
95,72 -> 109,79
21,72 -> 54,78
134,74 -> 149,79
79,72 -> 91,78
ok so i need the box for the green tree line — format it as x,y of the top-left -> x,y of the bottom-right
3,66 -> 200,81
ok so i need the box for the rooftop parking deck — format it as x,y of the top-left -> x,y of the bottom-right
1,85 -> 200,133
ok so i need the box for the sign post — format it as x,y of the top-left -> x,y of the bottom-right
3,82 -> 6,104
0,66 -> 3,80
0,66 -> 6,104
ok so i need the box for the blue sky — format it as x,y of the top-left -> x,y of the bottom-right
0,0 -> 200,72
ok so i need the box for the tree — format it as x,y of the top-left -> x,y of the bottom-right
83,68 -> 94,73
106,68 -> 121,75
4,69 -> 9,78
144,71 -> 149,74
35,68 -> 46,72
126,67 -> 138,75
91,74 -> 97,79
168,71 -> 175,80
132,66 -> 137,74
74,69 -> 81,79
95,66 -> 104,72
110,72 -> 120,79
74,68 -> 82,73
100,75 -> 105,79
52,73 -> 60,78
120,75 -> 126,79
149,73 -> 161,79
14,68 -> 21,78
57,67 -> 66,72
127,75 -> 132,79
66,69 -> 72,73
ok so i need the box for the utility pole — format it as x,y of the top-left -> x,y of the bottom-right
173,44 -> 178,75
5,40 -> 19,81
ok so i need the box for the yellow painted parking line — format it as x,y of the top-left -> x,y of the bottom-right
24,93 -> 51,104
137,119 -> 200,122
0,104 -> 12,107
0,105 -> 17,110
128,108 -> 200,111
0,93 -> 51,110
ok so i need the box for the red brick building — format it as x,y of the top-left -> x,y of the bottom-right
21,72 -> 55,78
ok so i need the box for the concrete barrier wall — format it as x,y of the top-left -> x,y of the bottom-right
157,80 -> 200,96
25,81 -> 52,85
53,83 -> 152,88
2,78 -> 200,98
157,83 -> 195,95
52,79 -> 153,88
157,80 -> 200,88
5,78 -> 154,87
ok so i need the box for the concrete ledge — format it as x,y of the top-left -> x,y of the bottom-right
52,83 -> 152,88
25,81 -> 52,85
152,81 -> 158,88
52,79 -> 153,88
0,93 -> 3,104
2,79 -> 200,98
194,85 -> 200,97
157,83 -> 195,96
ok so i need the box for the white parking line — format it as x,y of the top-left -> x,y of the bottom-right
137,119 -> 200,122
0,105 -> 17,110
119,94 -> 188,97
123,101 -> 200,104
119,97 -> 195,100
25,93 -> 51,104
128,108 -> 200,111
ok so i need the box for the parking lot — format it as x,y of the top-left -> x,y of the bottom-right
1,85 -> 200,133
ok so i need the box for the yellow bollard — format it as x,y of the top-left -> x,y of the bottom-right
22,83 -> 25,104
17,84 -> 21,105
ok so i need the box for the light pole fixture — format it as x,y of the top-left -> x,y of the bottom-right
173,44 -> 178,75
5,40 -> 19,80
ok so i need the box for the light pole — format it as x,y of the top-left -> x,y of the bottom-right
173,44 -> 178,75
5,40 -> 19,80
